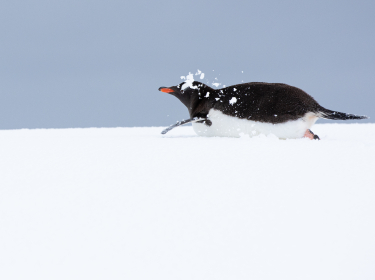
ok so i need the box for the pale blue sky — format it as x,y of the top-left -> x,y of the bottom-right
0,0 -> 373,129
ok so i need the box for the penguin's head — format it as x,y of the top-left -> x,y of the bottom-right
159,81 -> 208,109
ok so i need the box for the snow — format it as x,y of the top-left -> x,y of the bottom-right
180,72 -> 197,90
180,70 -> 206,90
229,97 -> 237,105
195,69 -> 205,79
1,124 -> 375,280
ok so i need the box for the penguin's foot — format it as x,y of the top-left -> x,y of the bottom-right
304,129 -> 320,140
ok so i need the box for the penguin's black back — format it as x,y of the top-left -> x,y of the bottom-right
209,82 -> 320,123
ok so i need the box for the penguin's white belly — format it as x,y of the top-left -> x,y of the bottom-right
192,109 -> 318,139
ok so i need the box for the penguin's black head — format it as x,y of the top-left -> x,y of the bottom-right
159,81 -> 207,109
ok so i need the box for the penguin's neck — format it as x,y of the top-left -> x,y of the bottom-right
187,86 -> 216,117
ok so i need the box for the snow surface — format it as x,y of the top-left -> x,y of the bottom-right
1,123 -> 375,280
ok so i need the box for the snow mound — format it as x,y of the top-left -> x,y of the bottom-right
1,123 -> 374,280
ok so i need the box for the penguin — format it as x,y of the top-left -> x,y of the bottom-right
159,81 -> 368,139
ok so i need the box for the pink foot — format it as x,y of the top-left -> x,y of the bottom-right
304,129 -> 320,140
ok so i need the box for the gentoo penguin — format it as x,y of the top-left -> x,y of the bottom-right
159,81 -> 368,139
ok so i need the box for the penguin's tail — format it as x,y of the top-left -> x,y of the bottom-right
317,107 -> 369,120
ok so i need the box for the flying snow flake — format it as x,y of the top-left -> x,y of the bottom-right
212,82 -> 221,88
233,88 -> 237,91
181,73 -> 198,90
195,69 -> 202,75
205,92 -> 210,98
215,98 -> 220,101
229,97 -> 237,105
200,73 -> 205,79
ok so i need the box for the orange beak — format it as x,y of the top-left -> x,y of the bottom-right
159,87 -> 175,93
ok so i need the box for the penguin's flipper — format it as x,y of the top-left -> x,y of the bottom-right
161,117 -> 207,134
